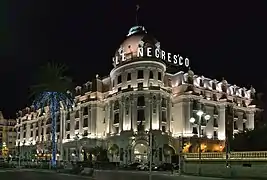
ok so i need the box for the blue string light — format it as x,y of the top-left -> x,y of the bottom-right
34,91 -> 74,168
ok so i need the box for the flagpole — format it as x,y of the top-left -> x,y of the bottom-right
136,5 -> 140,26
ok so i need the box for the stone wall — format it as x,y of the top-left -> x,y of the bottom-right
183,163 -> 267,179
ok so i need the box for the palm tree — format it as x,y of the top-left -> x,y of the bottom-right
31,61 -> 74,167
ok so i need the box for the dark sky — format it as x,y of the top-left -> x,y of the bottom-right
1,1 -> 267,118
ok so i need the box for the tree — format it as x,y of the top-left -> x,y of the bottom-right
230,126 -> 267,151
31,61 -> 74,167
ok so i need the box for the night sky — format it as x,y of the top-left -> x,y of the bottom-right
1,1 -> 267,118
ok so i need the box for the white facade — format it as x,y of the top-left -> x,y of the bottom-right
15,26 -> 259,164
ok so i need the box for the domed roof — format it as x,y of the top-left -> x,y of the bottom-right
114,26 -> 159,59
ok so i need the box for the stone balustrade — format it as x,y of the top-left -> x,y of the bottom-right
184,151 -> 267,160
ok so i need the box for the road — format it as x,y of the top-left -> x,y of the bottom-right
95,170 -> 229,180
0,169 -> 254,180
0,170 -> 93,180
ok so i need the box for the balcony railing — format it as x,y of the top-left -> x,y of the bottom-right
184,151 -> 267,160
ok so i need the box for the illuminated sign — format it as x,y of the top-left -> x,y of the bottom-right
112,47 -> 190,67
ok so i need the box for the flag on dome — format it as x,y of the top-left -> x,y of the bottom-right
136,4 -> 140,11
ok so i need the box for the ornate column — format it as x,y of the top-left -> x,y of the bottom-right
91,104 -> 96,136
79,107 -> 83,134
88,105 -> 92,134
110,101 -> 115,134
119,99 -> 124,132
59,109 -> 64,161
166,97 -> 171,132
33,123 -> 36,141
132,95 -> 138,132
218,104 -> 226,140
237,112 -> 244,131
124,98 -> 131,131
183,99 -> 192,136
158,95 -> 162,130
205,105 -> 214,138
106,102 -> 111,134
38,120 -> 41,142
43,120 -> 47,141
145,95 -> 150,131
246,112 -> 254,130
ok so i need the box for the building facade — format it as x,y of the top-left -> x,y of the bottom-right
0,112 -> 16,158
15,26 -> 260,164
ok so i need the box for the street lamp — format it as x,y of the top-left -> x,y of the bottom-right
189,110 -> 210,175
74,133 -> 80,162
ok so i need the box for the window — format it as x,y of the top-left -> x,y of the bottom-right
137,96 -> 145,106
66,112 -> 70,120
213,118 -> 218,127
162,126 -> 166,132
118,87 -> 122,92
199,79 -> 204,87
83,130 -> 88,136
66,123 -> 70,131
162,111 -> 167,122
192,100 -> 198,110
243,122 -> 246,130
127,73 -> 131,81
83,118 -> 88,127
212,82 -> 216,90
192,127 -> 198,134
114,100 -> 119,110
114,127 -> 119,134
128,85 -> 131,89
161,98 -> 167,107
67,134 -> 70,139
114,113 -> 119,124
234,121 -> 238,130
83,107 -> 88,115
75,121 -> 79,130
213,131 -> 218,138
149,71 -> 153,79
75,111 -> 79,118
138,83 -> 143,89
118,75 -> 122,84
137,70 -> 143,79
137,109 -> 145,122
158,72 -> 162,81
241,90 -> 245,97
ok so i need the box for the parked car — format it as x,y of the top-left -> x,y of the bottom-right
157,163 -> 174,171
137,163 -> 148,171
125,162 -> 141,170
137,163 -> 158,171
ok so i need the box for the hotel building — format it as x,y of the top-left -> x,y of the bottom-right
15,26 -> 260,164
0,112 -> 16,158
